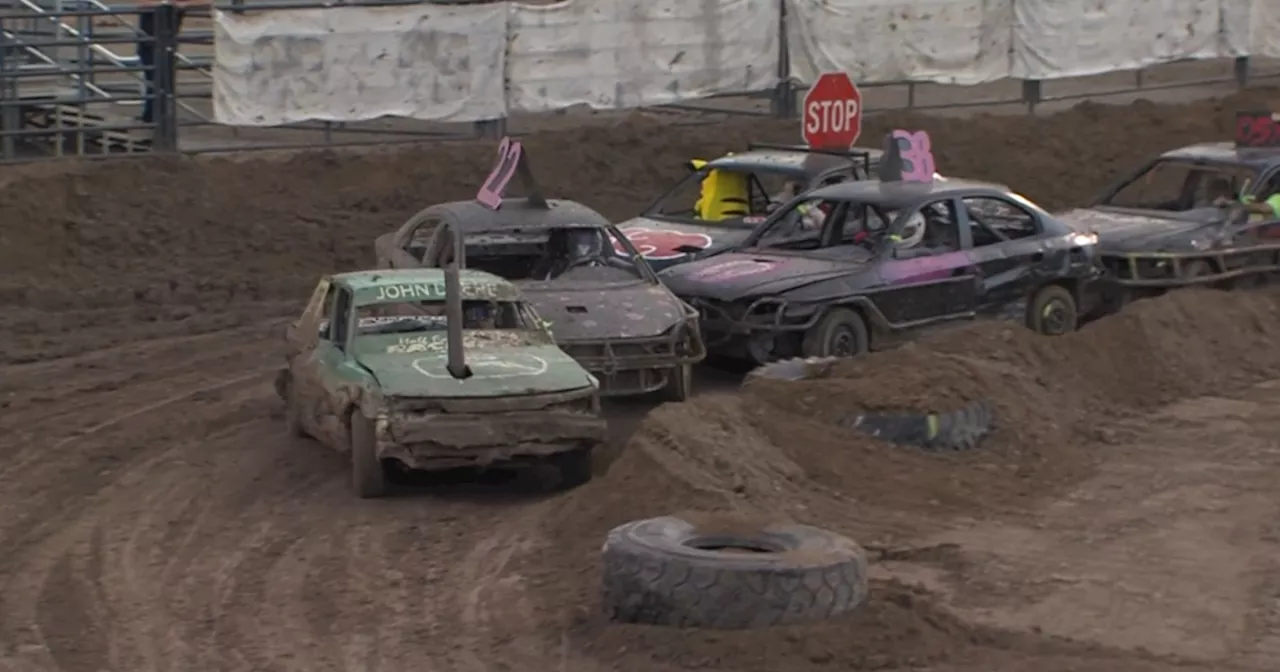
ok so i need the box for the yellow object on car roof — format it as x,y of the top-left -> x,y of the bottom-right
688,156 -> 749,222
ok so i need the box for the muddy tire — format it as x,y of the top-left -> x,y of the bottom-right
350,413 -> 387,499
747,357 -> 995,451
551,446 -> 593,490
1184,259 -> 1215,279
1026,284 -> 1078,335
661,364 -> 693,402
283,379 -> 307,439
849,401 -> 994,452
802,308 -> 869,358
602,516 -> 868,629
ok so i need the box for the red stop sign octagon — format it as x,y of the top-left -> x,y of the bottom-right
802,72 -> 863,149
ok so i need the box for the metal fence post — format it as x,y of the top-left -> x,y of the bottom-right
770,0 -> 794,119
1235,56 -> 1250,88
1021,79 -> 1042,115
152,3 -> 180,152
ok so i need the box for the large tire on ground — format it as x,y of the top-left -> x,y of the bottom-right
661,364 -> 693,402
1025,284 -> 1078,335
801,307 -> 869,358
602,516 -> 868,629
550,446 -> 594,490
350,412 -> 387,499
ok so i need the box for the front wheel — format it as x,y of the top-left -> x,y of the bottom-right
661,364 -> 693,402
350,413 -> 388,499
1026,284 -> 1078,336
550,446 -> 594,490
801,308 -> 869,358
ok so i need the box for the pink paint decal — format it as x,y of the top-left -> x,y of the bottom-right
879,251 -> 971,284
614,226 -> 715,261
690,258 -> 783,282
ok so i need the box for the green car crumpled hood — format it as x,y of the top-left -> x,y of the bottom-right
355,344 -> 597,398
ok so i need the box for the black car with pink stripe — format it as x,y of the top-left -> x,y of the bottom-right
657,178 -> 1104,364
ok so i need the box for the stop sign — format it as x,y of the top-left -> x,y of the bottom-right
802,72 -> 863,149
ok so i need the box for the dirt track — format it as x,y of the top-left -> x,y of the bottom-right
5,90 -> 1280,672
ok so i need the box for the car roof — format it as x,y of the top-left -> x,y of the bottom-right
705,147 -> 885,178
1160,142 -> 1280,168
433,198 -> 611,231
806,177 -> 1012,208
334,268 -> 522,304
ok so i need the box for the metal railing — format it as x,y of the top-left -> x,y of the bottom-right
0,0 -> 1278,163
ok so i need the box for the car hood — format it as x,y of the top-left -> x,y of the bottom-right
355,344 -> 596,398
614,216 -> 756,270
1058,207 -> 1221,252
660,251 -> 859,301
515,281 -> 686,341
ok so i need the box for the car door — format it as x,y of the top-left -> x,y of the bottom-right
873,197 -> 980,325
306,287 -> 358,450
958,194 -> 1047,314
289,278 -> 334,441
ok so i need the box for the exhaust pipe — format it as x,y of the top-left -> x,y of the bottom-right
444,263 -> 471,379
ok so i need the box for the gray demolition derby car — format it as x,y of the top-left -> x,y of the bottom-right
374,148 -> 706,400
613,144 -> 885,272
1064,113 -> 1280,315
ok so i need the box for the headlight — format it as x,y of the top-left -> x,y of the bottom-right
1069,232 -> 1098,247
1189,238 -> 1212,251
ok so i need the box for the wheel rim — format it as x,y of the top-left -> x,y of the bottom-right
828,327 -> 858,356
1039,299 -> 1073,335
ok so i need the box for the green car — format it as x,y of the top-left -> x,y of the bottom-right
274,266 -> 608,498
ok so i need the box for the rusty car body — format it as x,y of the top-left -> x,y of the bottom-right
658,178 -> 1103,364
374,198 -> 706,400
275,266 -> 607,498
1066,118 -> 1280,314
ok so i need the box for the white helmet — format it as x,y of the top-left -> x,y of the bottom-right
893,212 -> 926,249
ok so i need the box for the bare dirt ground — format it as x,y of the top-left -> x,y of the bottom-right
5,89 -> 1280,672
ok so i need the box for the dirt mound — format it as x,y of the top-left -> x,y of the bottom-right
3,88 -> 1280,364
510,288 -> 1280,671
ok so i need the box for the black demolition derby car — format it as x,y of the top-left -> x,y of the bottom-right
374,137 -> 706,400
1063,111 -> 1280,314
613,143 -> 886,272
657,135 -> 1103,363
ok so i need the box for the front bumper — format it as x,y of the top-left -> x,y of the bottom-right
375,409 -> 607,470
560,330 -> 706,397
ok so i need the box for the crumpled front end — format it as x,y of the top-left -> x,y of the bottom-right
560,319 -> 706,397
373,387 -> 607,471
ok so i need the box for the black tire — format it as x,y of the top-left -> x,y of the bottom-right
849,401 -> 995,452
550,446 -> 594,490
1183,259 -> 1215,279
602,516 -> 868,629
661,364 -> 693,402
1026,284 -> 1078,336
802,308 -> 869,358
350,412 -> 387,499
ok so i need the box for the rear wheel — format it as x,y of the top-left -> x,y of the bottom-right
801,308 -> 869,358
662,364 -> 693,402
1183,259 -> 1215,280
1026,284 -> 1078,336
350,413 -> 387,499
284,383 -> 307,438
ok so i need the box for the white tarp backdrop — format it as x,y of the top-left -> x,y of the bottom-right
213,3 -> 508,126
784,0 -> 1013,85
1011,0 -> 1221,79
1221,0 -> 1280,58
506,0 -> 779,113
